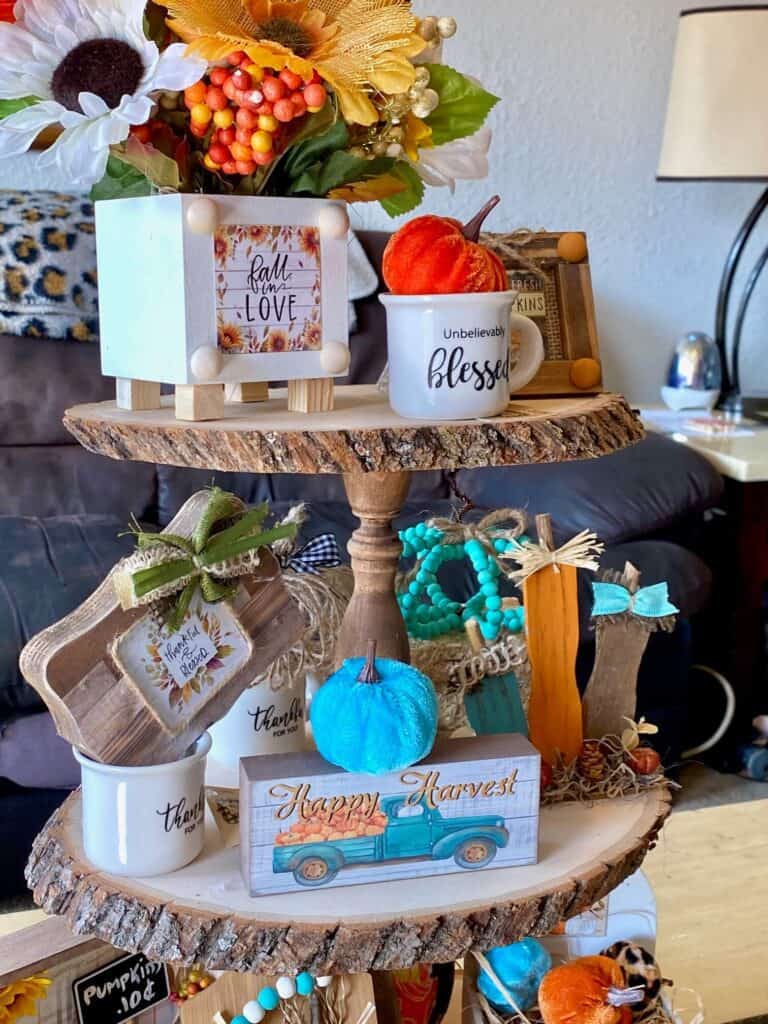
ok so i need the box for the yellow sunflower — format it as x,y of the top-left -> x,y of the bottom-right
165,0 -> 425,125
214,230 -> 234,265
263,327 -> 290,351
0,975 -> 51,1024
218,322 -> 245,351
301,322 -> 322,349
297,226 -> 320,263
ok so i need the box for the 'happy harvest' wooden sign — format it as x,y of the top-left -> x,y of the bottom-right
241,734 -> 540,896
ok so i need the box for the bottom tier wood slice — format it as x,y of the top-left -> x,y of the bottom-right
26,787 -> 670,975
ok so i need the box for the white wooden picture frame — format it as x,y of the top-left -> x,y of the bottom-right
96,194 -> 350,418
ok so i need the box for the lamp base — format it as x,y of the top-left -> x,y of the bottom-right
717,391 -> 768,423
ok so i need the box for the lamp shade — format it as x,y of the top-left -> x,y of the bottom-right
658,6 -> 768,180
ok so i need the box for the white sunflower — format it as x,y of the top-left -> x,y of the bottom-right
0,0 -> 206,186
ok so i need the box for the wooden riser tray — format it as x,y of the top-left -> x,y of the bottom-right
27,787 -> 670,975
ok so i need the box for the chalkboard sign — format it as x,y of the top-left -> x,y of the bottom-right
73,952 -> 170,1024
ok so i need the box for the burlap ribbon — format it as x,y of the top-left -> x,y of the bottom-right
113,488 -> 296,631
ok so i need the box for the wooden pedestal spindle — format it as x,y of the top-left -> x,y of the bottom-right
524,514 -> 584,765
335,471 -> 412,665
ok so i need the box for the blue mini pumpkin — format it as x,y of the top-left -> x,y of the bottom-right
311,641 -> 439,775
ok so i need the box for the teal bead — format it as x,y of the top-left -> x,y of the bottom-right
232,1017 -> 249,1024
481,583 -> 497,597
427,584 -> 442,598
494,538 -> 507,552
487,611 -> 503,625
416,606 -> 431,623
258,989 -> 280,1011
408,581 -> 421,596
296,973 -> 315,996
486,595 -> 502,611
401,593 -> 415,609
477,570 -> 492,585
480,621 -> 498,642
487,562 -> 501,577
415,523 -> 427,537
448,613 -> 463,630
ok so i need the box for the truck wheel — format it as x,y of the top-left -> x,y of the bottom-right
293,856 -> 337,887
454,838 -> 498,869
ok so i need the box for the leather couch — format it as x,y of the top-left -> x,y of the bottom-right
0,230 -> 723,898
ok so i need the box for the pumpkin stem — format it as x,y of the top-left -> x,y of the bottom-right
462,195 -> 501,243
357,639 -> 380,684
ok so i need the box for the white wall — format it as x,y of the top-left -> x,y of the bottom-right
3,0 -> 766,402
351,0 -> 768,403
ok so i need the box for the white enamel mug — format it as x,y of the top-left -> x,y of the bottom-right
74,733 -> 211,877
380,290 -> 544,420
207,679 -> 308,786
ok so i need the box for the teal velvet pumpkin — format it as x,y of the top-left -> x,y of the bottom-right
310,642 -> 439,775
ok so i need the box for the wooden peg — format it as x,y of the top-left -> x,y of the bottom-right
465,618 -> 485,654
287,378 -> 334,413
175,384 -> 225,422
115,379 -> 161,412
225,382 -> 269,404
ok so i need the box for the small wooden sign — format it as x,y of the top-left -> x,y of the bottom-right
240,734 -> 540,896
484,231 -> 602,396
73,952 -> 170,1024
20,492 -> 304,766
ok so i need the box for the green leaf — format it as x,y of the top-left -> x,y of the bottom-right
143,2 -> 171,47
424,64 -> 500,146
118,136 -> 182,191
90,155 -> 153,202
290,152 -> 395,198
0,97 -> 37,121
282,119 -> 349,181
379,162 -> 425,217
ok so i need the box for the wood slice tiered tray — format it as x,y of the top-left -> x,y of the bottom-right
27,786 -> 670,974
64,386 -> 643,665
26,386 -> 659,976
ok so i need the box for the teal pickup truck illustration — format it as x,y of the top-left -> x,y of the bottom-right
272,794 -> 510,888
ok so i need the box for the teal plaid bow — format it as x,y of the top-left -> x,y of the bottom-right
592,581 -> 679,619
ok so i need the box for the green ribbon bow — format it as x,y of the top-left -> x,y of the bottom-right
117,488 -> 296,632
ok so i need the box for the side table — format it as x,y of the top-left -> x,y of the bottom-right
642,412 -> 768,743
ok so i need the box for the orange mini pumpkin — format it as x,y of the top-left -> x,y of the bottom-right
539,956 -> 641,1024
383,196 -> 508,296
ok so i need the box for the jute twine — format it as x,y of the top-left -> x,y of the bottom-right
251,504 -> 353,692
411,631 -> 530,735
400,509 -> 528,589
481,229 -> 549,283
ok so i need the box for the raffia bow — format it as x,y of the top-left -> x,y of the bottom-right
504,529 -> 604,584
429,508 -> 527,560
481,228 -> 549,283
113,488 -> 296,632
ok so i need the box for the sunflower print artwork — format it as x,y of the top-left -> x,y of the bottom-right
214,222 -> 323,354
142,610 -> 237,712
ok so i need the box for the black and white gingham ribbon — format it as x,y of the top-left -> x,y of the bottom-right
284,534 -> 343,575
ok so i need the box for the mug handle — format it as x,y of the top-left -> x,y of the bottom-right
508,312 -> 545,394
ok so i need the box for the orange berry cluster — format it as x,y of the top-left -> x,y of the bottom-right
183,51 -> 328,177
276,808 -> 389,846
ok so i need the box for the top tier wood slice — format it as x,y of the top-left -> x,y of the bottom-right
63,387 -> 643,475
27,787 -> 669,976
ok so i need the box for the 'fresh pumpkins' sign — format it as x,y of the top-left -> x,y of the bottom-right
240,734 -> 539,896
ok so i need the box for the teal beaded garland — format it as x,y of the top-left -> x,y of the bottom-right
398,524 -> 527,644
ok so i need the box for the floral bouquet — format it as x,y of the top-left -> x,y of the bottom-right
0,0 -> 498,214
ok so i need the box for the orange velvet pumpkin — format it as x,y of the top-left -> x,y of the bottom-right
383,196 -> 508,296
538,956 -> 635,1024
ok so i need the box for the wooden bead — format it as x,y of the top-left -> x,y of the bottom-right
276,977 -> 296,999
189,345 -> 223,381
318,204 -> 350,240
569,357 -> 602,390
186,197 -> 219,235
316,976 -> 333,988
557,232 -> 588,263
320,341 -> 350,375
242,1001 -> 265,1023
